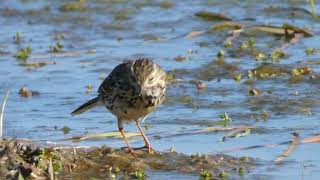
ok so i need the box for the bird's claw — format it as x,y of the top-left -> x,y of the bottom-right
144,145 -> 154,154
127,148 -> 137,157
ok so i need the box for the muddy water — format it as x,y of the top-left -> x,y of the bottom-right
1,0 -> 320,179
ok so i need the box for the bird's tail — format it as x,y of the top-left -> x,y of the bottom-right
71,97 -> 99,116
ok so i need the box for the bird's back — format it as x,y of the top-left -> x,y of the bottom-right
98,58 -> 166,121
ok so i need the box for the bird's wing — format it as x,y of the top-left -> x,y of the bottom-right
98,62 -> 135,94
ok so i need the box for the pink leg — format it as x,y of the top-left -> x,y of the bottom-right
135,121 -> 153,153
119,128 -> 137,157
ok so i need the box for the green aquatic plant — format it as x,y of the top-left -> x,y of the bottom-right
61,126 -> 71,134
233,73 -> 242,83
168,147 -> 175,153
131,170 -> 146,180
218,171 -> 229,179
237,166 -> 245,176
224,40 -> 233,48
38,149 -> 62,173
49,41 -> 63,53
240,41 -> 248,49
220,112 -> 231,122
217,49 -> 225,58
14,32 -> 21,44
256,52 -> 266,61
305,47 -> 318,56
310,0 -> 316,19
15,46 -> 32,61
144,123 -> 153,131
199,169 -> 213,180
261,110 -> 268,121
269,49 -> 286,61
248,37 -> 255,48
219,112 -> 232,126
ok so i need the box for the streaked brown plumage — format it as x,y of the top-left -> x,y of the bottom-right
71,58 -> 167,155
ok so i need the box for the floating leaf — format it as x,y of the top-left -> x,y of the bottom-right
263,6 -> 313,17
282,23 -> 314,37
19,61 -> 55,70
221,134 -> 320,154
65,131 -> 141,141
195,11 -> 232,21
248,25 -> 291,35
275,132 -> 300,162
220,126 -> 251,142
143,34 -> 163,41
246,24 -> 314,37
185,30 -> 206,39
199,126 -> 250,134
209,21 -> 242,31
59,0 -> 86,12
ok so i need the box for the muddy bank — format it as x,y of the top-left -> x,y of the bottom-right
0,138 -> 253,179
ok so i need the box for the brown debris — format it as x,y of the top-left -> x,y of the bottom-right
19,87 -> 40,97
249,88 -> 261,96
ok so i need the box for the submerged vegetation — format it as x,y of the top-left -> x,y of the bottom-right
15,46 -> 32,61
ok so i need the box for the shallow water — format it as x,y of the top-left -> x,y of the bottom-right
1,0 -> 320,179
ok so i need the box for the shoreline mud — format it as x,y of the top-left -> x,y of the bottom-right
0,138 -> 253,179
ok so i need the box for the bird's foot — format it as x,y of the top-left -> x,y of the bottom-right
143,145 -> 154,154
127,147 -> 137,157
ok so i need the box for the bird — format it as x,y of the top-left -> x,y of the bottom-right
71,58 -> 167,155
